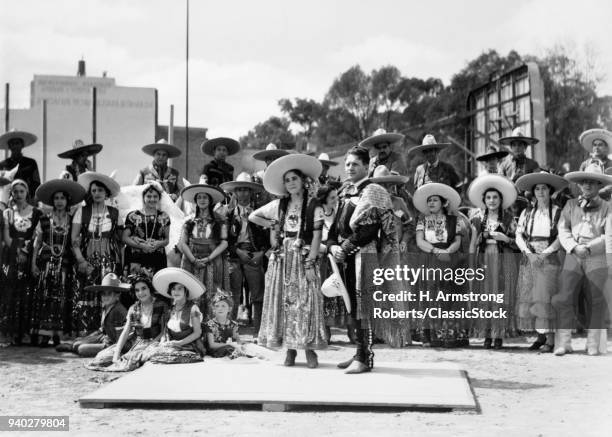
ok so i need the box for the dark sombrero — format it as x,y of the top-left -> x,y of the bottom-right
201,137 -> 240,156
58,139 -> 103,160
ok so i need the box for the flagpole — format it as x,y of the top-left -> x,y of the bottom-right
185,0 -> 190,179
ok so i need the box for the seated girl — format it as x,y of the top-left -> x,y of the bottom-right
205,291 -> 243,358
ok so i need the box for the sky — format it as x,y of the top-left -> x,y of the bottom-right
1,0 -> 611,140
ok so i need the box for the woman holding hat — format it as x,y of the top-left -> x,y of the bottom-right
86,274 -> 168,371
72,172 -> 124,335
413,182 -> 465,347
178,182 -> 229,316
146,267 -> 205,364
0,179 -> 43,345
248,153 -> 327,367
122,181 -> 171,277
514,172 -> 567,352
468,174 -> 519,349
30,179 -> 86,346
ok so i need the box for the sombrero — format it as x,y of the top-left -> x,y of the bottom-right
515,171 -> 568,193
142,139 -> 181,158
407,134 -> 450,155
57,139 -> 103,160
35,179 -> 87,206
201,137 -> 240,156
498,127 -> 539,146
476,146 -> 509,162
413,182 -> 461,215
0,129 -> 37,149
606,167 -> 612,176
84,273 -> 130,294
153,267 -> 205,300
467,174 -> 517,210
253,143 -> 290,161
318,152 -> 339,167
180,183 -> 225,204
263,153 -> 322,196
220,172 -> 263,193
564,163 -> 612,185
578,128 -> 612,152
77,171 -> 121,198
369,165 -> 409,185
321,254 -> 351,313
359,128 -> 404,149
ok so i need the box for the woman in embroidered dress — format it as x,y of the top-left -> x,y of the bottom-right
86,274 -> 168,371
468,174 -> 519,349
249,154 -> 326,368
178,183 -> 229,317
0,180 -> 42,345
72,172 -> 124,336
31,179 -> 86,346
515,172 -> 567,352
122,181 -> 170,277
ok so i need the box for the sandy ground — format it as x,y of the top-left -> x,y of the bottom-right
1,332 -> 611,437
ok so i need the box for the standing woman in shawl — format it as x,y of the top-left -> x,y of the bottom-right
122,181 -> 170,277
72,172 -> 123,336
249,154 -> 327,368
178,183 -> 229,316
515,172 -> 567,352
0,179 -> 43,345
31,179 -> 86,346
468,174 -> 519,349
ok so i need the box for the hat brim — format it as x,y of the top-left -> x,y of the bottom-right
219,181 -> 263,193
413,183 -> 461,215
77,172 -> 121,197
578,129 -> 612,152
407,143 -> 450,155
180,184 -> 225,204
370,175 -> 410,185
476,151 -> 509,162
201,138 -> 240,156
467,174 -> 518,210
0,131 -> 37,149
359,133 -> 404,149
84,284 -> 130,293
142,143 -> 181,158
57,143 -> 103,159
498,135 -> 539,146
153,267 -> 205,300
35,179 -> 87,206
263,154 -> 322,196
319,159 -> 339,167
564,171 -> 612,185
515,173 -> 568,192
252,149 -> 290,161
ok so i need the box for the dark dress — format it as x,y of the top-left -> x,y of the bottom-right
124,210 -> 170,276
205,318 -> 240,357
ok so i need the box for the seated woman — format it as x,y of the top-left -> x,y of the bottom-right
86,275 -> 168,371
205,290 -> 243,358
147,267 -> 206,364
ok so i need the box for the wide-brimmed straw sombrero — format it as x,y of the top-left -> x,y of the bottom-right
84,273 -> 130,294
180,183 -> 225,204
476,146 -> 509,162
321,254 -> 351,313
220,172 -> 263,193
0,129 -> 37,149
578,128 -> 612,152
358,128 -> 404,149
318,152 -> 339,167
369,165 -> 409,185
201,137 -> 240,156
467,174 -> 517,210
515,171 -> 568,193
413,182 -> 461,215
263,153 -> 322,196
57,139 -> 103,160
253,143 -> 290,161
498,127 -> 539,146
77,171 -> 121,197
153,267 -> 205,300
407,134 -> 450,155
36,179 -> 87,206
564,163 -> 612,185
142,139 -> 181,158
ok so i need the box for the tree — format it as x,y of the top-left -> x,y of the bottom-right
239,116 -> 295,150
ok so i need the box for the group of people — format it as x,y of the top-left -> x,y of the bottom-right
0,123 -> 610,376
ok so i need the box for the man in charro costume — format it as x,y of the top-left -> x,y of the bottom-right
58,139 -> 102,181
498,127 -> 541,183
328,145 -> 409,374
410,134 -> 460,190
134,139 -> 182,201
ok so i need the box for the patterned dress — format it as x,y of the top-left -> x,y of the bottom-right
124,210 -> 170,276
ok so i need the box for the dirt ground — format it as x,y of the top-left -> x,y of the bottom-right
1,332 -> 611,437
